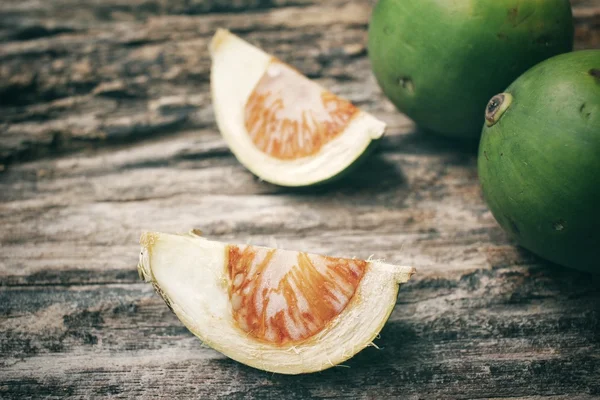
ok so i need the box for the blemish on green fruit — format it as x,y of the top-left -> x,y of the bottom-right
397,76 -> 415,95
579,103 -> 592,120
553,220 -> 566,232
507,7 -> 519,24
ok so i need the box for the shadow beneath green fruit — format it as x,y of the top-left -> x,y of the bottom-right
262,150 -> 411,207
251,126 -> 482,199
382,127 -> 481,156
513,246 -> 600,288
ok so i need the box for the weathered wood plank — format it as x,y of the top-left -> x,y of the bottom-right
1,266 -> 599,399
0,1 -> 598,166
1,0 -> 600,398
0,125 -> 504,282
2,124 -> 599,398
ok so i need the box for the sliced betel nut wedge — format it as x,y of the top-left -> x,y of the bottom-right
137,231 -> 415,374
209,29 -> 387,187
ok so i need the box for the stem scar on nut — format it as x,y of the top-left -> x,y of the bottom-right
485,93 -> 513,127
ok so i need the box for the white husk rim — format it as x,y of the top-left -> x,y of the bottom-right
209,29 -> 387,187
138,231 -> 415,375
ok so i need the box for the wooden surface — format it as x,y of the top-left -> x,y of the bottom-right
1,1 -> 600,398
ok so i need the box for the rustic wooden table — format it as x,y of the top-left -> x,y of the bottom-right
1,1 -> 599,398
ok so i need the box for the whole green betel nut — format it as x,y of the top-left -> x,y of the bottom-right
478,50 -> 600,273
368,0 -> 574,138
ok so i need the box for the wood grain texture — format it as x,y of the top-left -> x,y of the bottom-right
1,1 -> 600,399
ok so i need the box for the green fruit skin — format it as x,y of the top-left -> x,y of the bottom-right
478,50 -> 600,273
368,0 -> 574,138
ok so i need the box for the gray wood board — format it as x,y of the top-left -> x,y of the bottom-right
1,0 -> 600,398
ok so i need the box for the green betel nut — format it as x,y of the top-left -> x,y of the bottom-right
368,0 -> 574,138
478,50 -> 600,273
